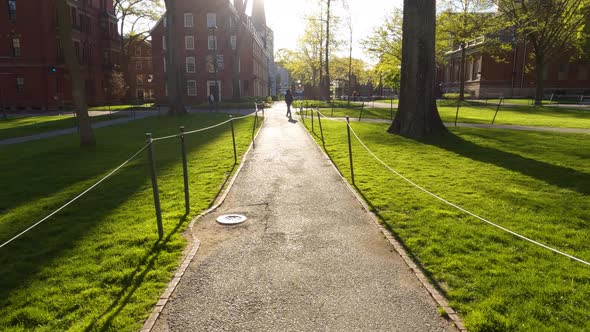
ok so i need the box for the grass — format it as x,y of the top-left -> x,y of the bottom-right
0,112 -> 261,331
306,101 -> 590,129
302,115 -> 590,331
88,104 -> 155,111
0,114 -> 127,140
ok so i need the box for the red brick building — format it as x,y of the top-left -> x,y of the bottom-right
440,37 -> 590,98
150,0 -> 271,104
0,0 -> 120,111
124,39 -> 155,101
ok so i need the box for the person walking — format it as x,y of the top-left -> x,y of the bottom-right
285,89 -> 294,118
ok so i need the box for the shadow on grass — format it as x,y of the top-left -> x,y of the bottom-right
0,115 -> 241,329
417,132 -> 590,195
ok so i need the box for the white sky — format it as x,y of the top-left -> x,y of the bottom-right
262,0 -> 403,63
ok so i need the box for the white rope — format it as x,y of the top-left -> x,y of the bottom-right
152,112 -> 256,141
0,143 -> 151,249
344,122 -> 590,267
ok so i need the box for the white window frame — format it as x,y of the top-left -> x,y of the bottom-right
163,57 -> 167,73
184,13 -> 194,28
185,35 -> 194,50
187,80 -> 197,96
216,54 -> 224,70
207,13 -> 217,28
230,35 -> 237,50
208,36 -> 217,50
16,76 -> 24,93
162,35 -> 166,50
186,56 -> 196,73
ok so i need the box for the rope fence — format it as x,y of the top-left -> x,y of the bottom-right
307,108 -> 590,267
0,106 -> 263,249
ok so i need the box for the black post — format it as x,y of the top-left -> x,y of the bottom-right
317,110 -> 325,148
331,101 -> 334,117
146,133 -> 164,239
358,102 -> 364,122
230,115 -> 237,164
454,101 -> 461,127
346,116 -> 355,185
390,88 -> 394,120
179,127 -> 190,216
491,97 -> 503,125
252,109 -> 258,149
311,108 -> 315,133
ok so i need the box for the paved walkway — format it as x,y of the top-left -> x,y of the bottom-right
151,104 -> 452,331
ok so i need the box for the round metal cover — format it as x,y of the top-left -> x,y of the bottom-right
217,214 -> 247,225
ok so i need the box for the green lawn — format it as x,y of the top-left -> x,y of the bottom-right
0,114 -> 126,140
303,116 -> 590,331
437,104 -> 590,129
310,101 -> 590,129
88,104 -> 155,111
0,112 -> 261,330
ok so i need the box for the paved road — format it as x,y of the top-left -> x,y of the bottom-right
151,104 -> 452,331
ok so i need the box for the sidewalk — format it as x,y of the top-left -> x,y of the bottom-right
150,104 -> 453,331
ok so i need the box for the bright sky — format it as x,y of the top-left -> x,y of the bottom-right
262,0 -> 403,63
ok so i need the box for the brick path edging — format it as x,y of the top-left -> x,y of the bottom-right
303,119 -> 467,332
140,114 -> 265,332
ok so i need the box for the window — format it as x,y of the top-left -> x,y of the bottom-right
100,0 -> 106,9
163,15 -> 167,28
230,16 -> 236,28
74,41 -> 80,62
165,83 -> 168,96
558,63 -> 569,81
185,35 -> 194,50
8,0 -> 16,20
136,74 -> 143,85
186,56 -> 195,73
184,13 -> 194,28
578,65 -> 588,80
136,61 -> 142,70
11,37 -> 20,56
230,35 -> 237,50
71,7 -> 77,27
187,80 -> 197,96
207,13 -> 216,28
163,57 -> 166,72
208,36 -> 217,50
206,55 -> 215,73
136,88 -> 144,99
16,76 -> 24,93
216,55 -> 224,70
135,47 -> 141,56
162,35 -> 166,50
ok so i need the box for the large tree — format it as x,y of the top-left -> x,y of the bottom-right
495,0 -> 590,105
437,0 -> 497,101
56,0 -> 96,146
163,0 -> 184,114
362,9 -> 403,87
388,0 -> 446,137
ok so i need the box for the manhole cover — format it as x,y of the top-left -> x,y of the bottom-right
217,214 -> 247,225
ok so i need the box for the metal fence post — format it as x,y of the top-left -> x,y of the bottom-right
179,126 -> 190,216
252,109 -> 258,149
358,103 -> 364,122
230,115 -> 237,164
317,110 -> 325,148
346,116 -> 355,186
311,108 -> 315,133
454,101 -> 461,127
491,97 -> 503,125
146,133 -> 164,239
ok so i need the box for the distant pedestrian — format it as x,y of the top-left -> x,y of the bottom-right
285,89 -> 294,118
208,93 -> 215,112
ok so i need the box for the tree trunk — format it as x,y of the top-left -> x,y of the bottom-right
388,0 -> 446,138
459,43 -> 466,102
534,52 -> 545,106
324,0 -> 331,99
56,0 -> 96,146
164,0 -> 185,115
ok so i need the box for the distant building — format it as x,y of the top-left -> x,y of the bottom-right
276,65 -> 290,95
439,37 -> 590,98
124,39 -> 155,101
0,0 -> 120,111
150,0 -> 273,105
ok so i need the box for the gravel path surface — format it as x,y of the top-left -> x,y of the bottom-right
152,104 -> 453,332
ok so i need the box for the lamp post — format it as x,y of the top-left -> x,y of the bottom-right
208,25 -> 219,110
